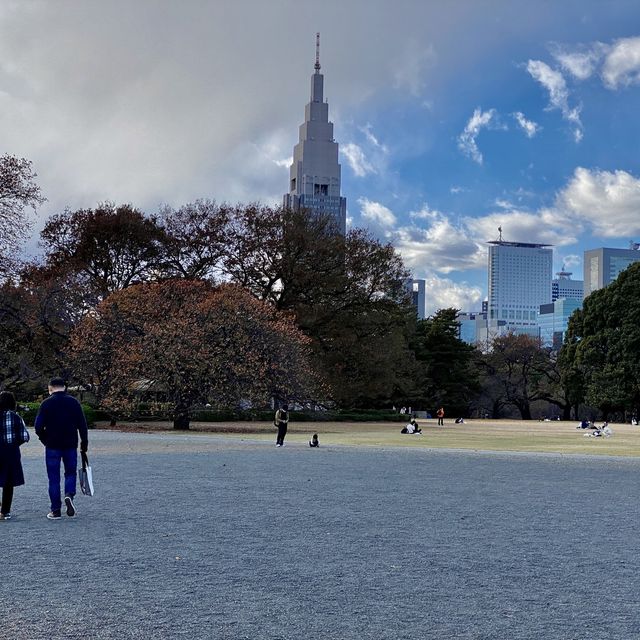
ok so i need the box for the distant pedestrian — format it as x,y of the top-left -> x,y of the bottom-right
309,433 -> 319,448
274,404 -> 289,447
436,407 -> 445,426
0,391 -> 30,521
35,378 -> 89,519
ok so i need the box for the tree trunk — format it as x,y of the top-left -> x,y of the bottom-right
518,403 -> 532,420
562,404 -> 571,420
173,404 -> 190,430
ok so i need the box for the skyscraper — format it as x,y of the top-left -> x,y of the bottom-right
405,278 -> 427,319
583,246 -> 640,297
487,239 -> 553,336
283,34 -> 347,235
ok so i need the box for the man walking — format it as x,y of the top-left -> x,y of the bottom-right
436,406 -> 445,426
274,404 -> 289,447
35,378 -> 89,519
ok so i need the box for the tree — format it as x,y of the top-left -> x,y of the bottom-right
480,333 -> 553,420
223,205 -> 414,407
0,265 -> 81,391
0,154 -> 45,277
559,262 -> 640,418
409,308 -> 480,415
223,204 -> 346,309
158,199 -> 230,281
67,280 -> 320,429
40,203 -> 165,302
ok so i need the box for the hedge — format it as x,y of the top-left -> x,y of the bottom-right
18,402 -> 101,428
17,403 -> 406,425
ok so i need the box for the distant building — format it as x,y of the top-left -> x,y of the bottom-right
487,237 -> 553,336
552,267 -> 583,302
583,245 -> 640,297
283,33 -> 346,235
538,298 -> 582,349
405,278 -> 427,320
457,310 -> 488,345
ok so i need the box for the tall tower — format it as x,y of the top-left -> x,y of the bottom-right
283,33 -> 347,234
487,238 -> 553,336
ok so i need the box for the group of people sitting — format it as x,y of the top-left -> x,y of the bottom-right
400,418 -> 422,435
577,419 -> 613,437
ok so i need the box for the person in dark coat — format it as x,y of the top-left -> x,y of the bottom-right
274,404 -> 289,447
0,391 -> 30,520
35,378 -> 89,519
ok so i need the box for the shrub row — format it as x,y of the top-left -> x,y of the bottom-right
17,403 -> 406,425
18,402 -> 102,428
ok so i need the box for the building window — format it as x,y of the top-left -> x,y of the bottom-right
290,178 -> 296,191
314,183 -> 328,195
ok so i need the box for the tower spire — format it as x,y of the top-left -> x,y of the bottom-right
315,32 -> 321,73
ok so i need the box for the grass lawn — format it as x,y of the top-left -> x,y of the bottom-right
96,418 -> 640,457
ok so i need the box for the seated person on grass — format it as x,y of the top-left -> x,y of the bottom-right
309,433 -> 319,447
401,419 -> 422,434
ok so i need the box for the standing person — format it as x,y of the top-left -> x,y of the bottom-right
35,378 -> 89,520
274,404 -> 289,447
436,407 -> 445,426
0,391 -> 30,521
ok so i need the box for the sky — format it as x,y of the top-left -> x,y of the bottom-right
2,0 -> 640,313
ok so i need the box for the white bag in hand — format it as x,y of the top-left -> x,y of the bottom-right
79,452 -> 95,496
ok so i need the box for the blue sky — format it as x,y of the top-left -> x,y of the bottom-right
2,1 -> 640,312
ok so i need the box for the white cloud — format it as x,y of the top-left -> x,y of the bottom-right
602,36 -> 640,89
494,198 -> 515,210
341,143 -> 376,177
360,123 -> 387,152
464,209 -> 578,248
561,254 -> 581,269
557,167 -> 640,237
551,44 -> 606,80
273,156 -> 292,168
409,203 -> 442,220
358,197 -> 397,227
423,275 -> 483,315
457,107 -> 497,164
392,206 -> 486,274
512,111 -> 540,138
547,37 -> 640,90
526,60 -> 583,142
450,186 -> 466,194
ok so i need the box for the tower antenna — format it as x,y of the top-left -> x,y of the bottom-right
498,225 -> 503,242
315,32 -> 321,72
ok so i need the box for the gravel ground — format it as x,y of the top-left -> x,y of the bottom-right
2,430 -> 640,639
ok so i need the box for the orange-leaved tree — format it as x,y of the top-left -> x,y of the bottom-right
67,280 -> 319,429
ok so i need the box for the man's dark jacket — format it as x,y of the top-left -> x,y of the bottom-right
35,391 -> 89,450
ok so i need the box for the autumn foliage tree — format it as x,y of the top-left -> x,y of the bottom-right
40,203 -> 165,302
0,154 -> 45,278
223,205 -> 415,406
158,199 -> 230,281
0,264 -> 87,391
67,280 -> 319,429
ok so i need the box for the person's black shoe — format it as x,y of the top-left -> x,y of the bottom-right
47,510 -> 62,520
64,496 -> 76,517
